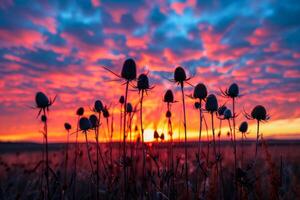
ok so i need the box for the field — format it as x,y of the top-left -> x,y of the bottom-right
1,141 -> 299,200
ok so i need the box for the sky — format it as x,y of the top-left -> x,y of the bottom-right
0,0 -> 300,142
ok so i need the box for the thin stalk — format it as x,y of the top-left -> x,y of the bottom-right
241,133 -> 244,167
122,81 -> 129,199
62,129 -> 70,198
43,110 -> 50,200
197,99 -> 203,159
180,83 -> 189,195
106,117 -> 112,166
84,131 -> 95,180
211,113 -> 217,162
140,90 -> 146,196
129,113 -> 133,162
119,103 -> 123,159
255,120 -> 260,161
95,119 -> 107,177
218,119 -> 222,154
96,112 -> 102,200
232,98 -> 237,199
73,116 -> 80,200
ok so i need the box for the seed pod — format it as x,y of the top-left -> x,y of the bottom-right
166,110 -> 172,118
193,83 -> 207,100
89,114 -> 98,128
76,107 -> 84,116
35,92 -> 49,108
94,100 -> 103,113
160,133 -> 165,141
137,74 -> 149,90
164,90 -> 174,103
103,107 -> 109,118
205,94 -> 218,113
194,102 -> 200,109
174,66 -> 186,83
41,115 -> 47,122
119,96 -> 125,104
239,121 -> 248,133
218,105 -> 227,116
251,105 -> 267,121
154,130 -> 159,139
121,58 -> 137,81
223,109 -> 232,119
228,83 -> 239,98
64,123 -> 72,130
126,103 -> 133,113
79,117 -> 91,131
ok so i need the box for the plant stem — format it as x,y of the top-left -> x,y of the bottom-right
119,103 -> 123,159
140,90 -> 147,196
122,81 -> 129,199
232,98 -> 237,199
255,120 -> 260,161
198,99 -> 203,159
73,116 -> 80,200
180,83 -> 189,195
63,129 -> 70,198
211,113 -> 217,162
84,131 -> 95,180
43,110 -> 50,200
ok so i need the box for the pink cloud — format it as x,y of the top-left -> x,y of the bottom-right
91,0 -> 101,7
0,29 -> 45,49
30,16 -> 57,34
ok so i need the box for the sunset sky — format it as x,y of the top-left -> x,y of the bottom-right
0,0 -> 299,142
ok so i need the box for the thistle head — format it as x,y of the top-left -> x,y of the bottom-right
76,107 -> 84,116
205,94 -> 218,113
79,117 -> 91,131
121,58 -> 137,81
163,89 -> 174,103
94,100 -> 103,113
89,114 -> 98,128
239,121 -> 248,133
126,103 -> 133,113
251,105 -> 268,121
228,83 -> 239,98
35,92 -> 50,108
174,66 -> 186,83
193,83 -> 207,100
194,102 -> 200,109
119,96 -> 125,104
218,105 -> 227,116
102,107 -> 110,118
64,123 -> 72,131
223,109 -> 232,119
160,133 -> 165,141
154,130 -> 159,140
137,73 -> 150,91
166,110 -> 172,118
41,115 -> 47,122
